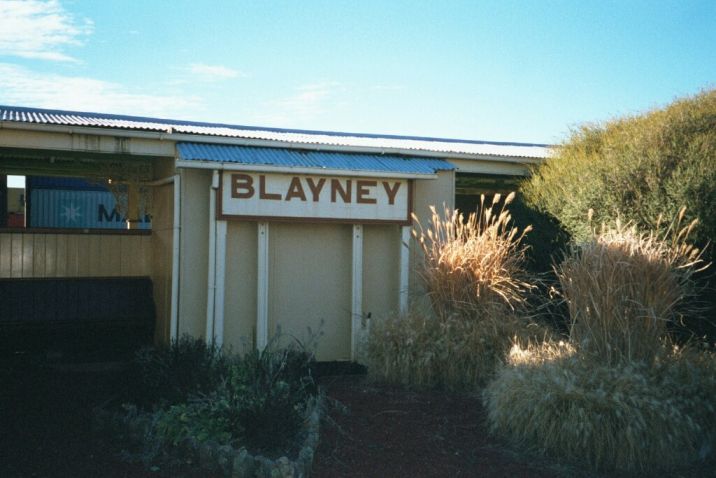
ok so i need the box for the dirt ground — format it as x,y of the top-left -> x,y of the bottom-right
312,375 -> 561,478
1,358 -> 713,478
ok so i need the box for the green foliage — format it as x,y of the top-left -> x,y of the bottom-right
128,336 -> 228,407
106,336 -> 318,467
522,89 -> 716,254
155,397 -> 234,448
225,345 -> 317,452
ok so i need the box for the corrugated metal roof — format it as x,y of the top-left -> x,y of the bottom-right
0,105 -> 550,159
177,143 -> 455,175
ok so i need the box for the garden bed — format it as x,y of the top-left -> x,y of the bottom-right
2,359 -> 715,478
93,337 -> 321,477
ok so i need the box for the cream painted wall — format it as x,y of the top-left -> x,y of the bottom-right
222,221 -> 258,354
150,182 -> 174,345
362,224 -> 401,320
219,222 -> 405,360
268,222 -> 353,361
0,231 -> 151,278
408,170 -> 456,304
177,168 -> 211,338
0,128 -> 175,157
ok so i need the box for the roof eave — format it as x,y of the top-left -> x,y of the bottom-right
0,120 -> 548,163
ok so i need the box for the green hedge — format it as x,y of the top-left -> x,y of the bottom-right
522,89 -> 716,254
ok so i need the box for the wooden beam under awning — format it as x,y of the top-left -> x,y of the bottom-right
0,147 -> 155,180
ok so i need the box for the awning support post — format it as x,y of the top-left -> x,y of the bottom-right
399,225 -> 410,314
256,221 -> 269,350
351,224 -> 363,361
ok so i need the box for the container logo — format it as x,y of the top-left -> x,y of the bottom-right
60,202 -> 83,223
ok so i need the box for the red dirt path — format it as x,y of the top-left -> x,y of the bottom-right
313,375 -> 560,478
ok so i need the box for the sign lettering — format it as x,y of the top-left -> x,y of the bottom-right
221,172 -> 410,223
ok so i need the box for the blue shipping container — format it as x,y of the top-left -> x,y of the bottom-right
29,189 -> 151,230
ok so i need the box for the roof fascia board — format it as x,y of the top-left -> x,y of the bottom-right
175,159 -> 439,179
0,120 -> 173,141
1,120 -> 545,163
171,133 -> 544,164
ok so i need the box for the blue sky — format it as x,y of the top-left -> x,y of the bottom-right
0,0 -> 714,145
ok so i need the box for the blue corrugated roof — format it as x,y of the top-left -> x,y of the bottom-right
177,143 -> 455,175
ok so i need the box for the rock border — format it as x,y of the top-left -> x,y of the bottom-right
193,396 -> 322,478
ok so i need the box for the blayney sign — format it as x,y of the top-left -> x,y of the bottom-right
219,172 -> 411,224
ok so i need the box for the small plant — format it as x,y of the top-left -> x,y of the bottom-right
226,343 -> 318,453
103,335 -> 319,468
128,336 -> 228,407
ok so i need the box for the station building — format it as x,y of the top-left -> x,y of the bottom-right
0,106 -> 549,360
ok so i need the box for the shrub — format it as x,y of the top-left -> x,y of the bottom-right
484,342 -> 716,471
227,345 -> 318,452
556,212 -> 706,365
522,89 -> 716,253
412,193 -> 534,320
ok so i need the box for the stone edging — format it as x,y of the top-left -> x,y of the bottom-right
194,396 -> 322,478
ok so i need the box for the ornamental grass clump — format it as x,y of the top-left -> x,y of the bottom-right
366,307 -> 547,390
367,194 -> 549,389
484,213 -> 715,472
484,343 -> 716,471
412,193 -> 534,320
557,209 -> 706,365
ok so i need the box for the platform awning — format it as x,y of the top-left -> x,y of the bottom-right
176,143 -> 455,179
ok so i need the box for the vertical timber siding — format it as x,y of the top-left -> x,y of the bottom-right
222,221 -> 258,354
150,182 -> 174,345
177,169 -> 211,339
0,232 -> 151,278
268,222 -> 353,361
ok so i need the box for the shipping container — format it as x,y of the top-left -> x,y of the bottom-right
27,176 -> 151,230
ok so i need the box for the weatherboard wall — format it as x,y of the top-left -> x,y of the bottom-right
150,179 -> 175,345
0,231 -> 151,279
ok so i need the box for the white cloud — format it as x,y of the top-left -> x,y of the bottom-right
188,63 -> 243,81
0,63 -> 200,117
0,0 -> 92,62
254,82 -> 345,126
